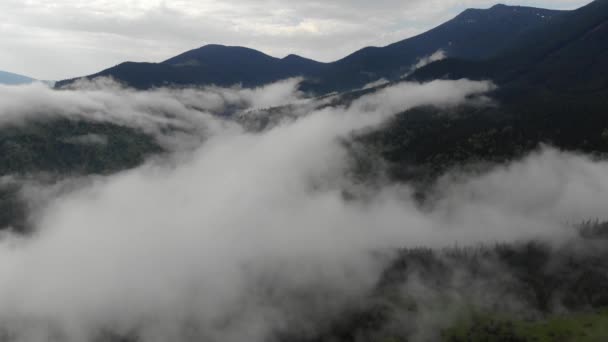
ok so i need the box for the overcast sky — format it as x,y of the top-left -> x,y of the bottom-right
0,0 -> 591,80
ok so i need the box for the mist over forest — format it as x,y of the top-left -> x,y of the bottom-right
1,0 -> 608,341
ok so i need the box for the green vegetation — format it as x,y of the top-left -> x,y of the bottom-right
0,119 -> 161,176
281,226 -> 608,342
445,310 -> 608,341
0,118 -> 162,231
358,88 -> 608,186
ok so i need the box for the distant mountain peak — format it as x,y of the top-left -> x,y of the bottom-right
488,3 -> 539,9
200,43 -> 226,48
283,54 -> 303,60
282,54 -> 322,63
0,70 -> 36,85
162,44 -> 277,66
454,3 -> 563,25
460,3 -> 560,15
190,44 -> 261,53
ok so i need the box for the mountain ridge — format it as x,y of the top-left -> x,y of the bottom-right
408,0 -> 608,94
56,3 -> 564,92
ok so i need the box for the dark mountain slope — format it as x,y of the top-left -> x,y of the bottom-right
358,1 -> 608,184
411,0 -> 608,93
306,4 -> 563,93
509,0 -> 608,93
57,4 -> 562,92
350,4 -> 562,63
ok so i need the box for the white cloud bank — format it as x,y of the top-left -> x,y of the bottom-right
0,78 -> 606,341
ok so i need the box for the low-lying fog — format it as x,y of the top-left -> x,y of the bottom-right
0,78 -> 607,341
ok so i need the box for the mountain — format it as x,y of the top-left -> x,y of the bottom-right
499,0 -> 608,93
57,4 -> 563,92
410,0 -> 608,94
0,71 -> 35,85
304,4 -> 564,93
365,0 -> 608,183
57,45 -> 327,89
46,0 -> 608,187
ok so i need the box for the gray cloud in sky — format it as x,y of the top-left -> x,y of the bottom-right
0,0 -> 591,80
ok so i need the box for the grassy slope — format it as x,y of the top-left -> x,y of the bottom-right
445,310 -> 608,341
